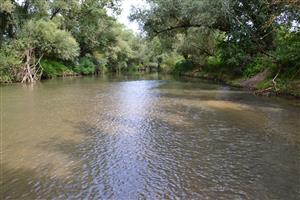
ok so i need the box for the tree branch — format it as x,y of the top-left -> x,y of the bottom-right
50,8 -> 61,20
191,44 -> 214,56
153,24 -> 212,35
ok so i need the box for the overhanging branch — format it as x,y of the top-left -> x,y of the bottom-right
153,24 -> 212,35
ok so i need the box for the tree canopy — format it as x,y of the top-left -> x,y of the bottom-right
0,0 -> 147,82
129,0 -> 300,94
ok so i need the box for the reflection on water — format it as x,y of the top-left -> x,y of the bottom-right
1,75 -> 300,199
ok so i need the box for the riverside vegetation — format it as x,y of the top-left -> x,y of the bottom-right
0,0 -> 299,96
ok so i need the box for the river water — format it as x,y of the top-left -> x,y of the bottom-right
1,74 -> 300,199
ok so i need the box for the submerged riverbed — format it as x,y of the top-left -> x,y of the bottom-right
1,74 -> 300,199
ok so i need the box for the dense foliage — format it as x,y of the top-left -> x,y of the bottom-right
131,0 -> 300,94
0,0 -> 152,83
1,0 -> 299,96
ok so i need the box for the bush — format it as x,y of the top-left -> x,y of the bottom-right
74,57 -> 96,75
0,74 -> 13,83
128,65 -> 138,73
161,54 -> 184,72
41,59 -> 74,78
243,56 -> 275,78
173,59 -> 195,74
207,56 -> 221,67
0,45 -> 22,83
218,43 -> 252,76
274,27 -> 300,80
275,27 -> 300,69
204,55 -> 222,73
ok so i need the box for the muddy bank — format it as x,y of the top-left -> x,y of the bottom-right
179,70 -> 300,98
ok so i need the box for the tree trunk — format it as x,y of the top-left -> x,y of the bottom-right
21,49 -> 32,83
21,48 -> 40,83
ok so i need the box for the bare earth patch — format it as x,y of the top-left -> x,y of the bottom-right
240,69 -> 270,89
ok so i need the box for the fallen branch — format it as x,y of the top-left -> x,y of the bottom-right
33,54 -> 44,80
272,69 -> 281,92
255,87 -> 274,96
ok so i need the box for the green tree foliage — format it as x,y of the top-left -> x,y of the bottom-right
2,0 -> 299,92
3,19 -> 80,83
75,57 -> 96,75
0,0 -> 146,83
132,0 -> 300,91
275,27 -> 300,70
22,19 -> 79,60
41,59 -> 75,78
0,44 -> 21,82
131,0 -> 228,35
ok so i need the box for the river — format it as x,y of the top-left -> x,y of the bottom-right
1,74 -> 300,199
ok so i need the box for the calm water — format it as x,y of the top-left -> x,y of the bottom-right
1,74 -> 300,200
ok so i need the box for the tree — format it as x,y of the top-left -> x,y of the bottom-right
0,0 -> 128,82
131,0 -> 299,68
131,0 -> 228,35
12,19 -> 79,82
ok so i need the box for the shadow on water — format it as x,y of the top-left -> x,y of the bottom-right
2,121 -> 111,199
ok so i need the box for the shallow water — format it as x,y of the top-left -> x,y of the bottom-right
1,74 -> 300,199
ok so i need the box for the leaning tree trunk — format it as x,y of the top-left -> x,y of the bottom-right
21,48 -> 43,83
21,48 -> 34,83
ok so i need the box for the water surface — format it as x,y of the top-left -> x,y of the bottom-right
1,75 -> 300,199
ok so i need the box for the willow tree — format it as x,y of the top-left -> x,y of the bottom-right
131,0 -> 299,68
14,19 -> 79,83
130,0 -> 229,67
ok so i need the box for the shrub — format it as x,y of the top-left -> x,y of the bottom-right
74,57 -> 96,75
173,59 -> 195,74
0,74 -> 13,83
128,65 -> 138,73
162,54 -> 184,72
274,27 -> 300,80
41,59 -> 74,78
0,45 -> 22,83
207,56 -> 221,67
275,27 -> 300,69
205,55 -> 222,73
243,56 -> 275,78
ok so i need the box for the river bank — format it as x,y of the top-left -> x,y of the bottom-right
2,70 -> 300,99
178,69 -> 300,98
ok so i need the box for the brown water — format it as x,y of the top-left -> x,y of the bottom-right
1,74 -> 300,200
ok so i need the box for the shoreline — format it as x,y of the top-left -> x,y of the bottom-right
2,72 -> 300,99
178,71 -> 300,99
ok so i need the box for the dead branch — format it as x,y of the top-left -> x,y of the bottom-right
272,69 -> 281,91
